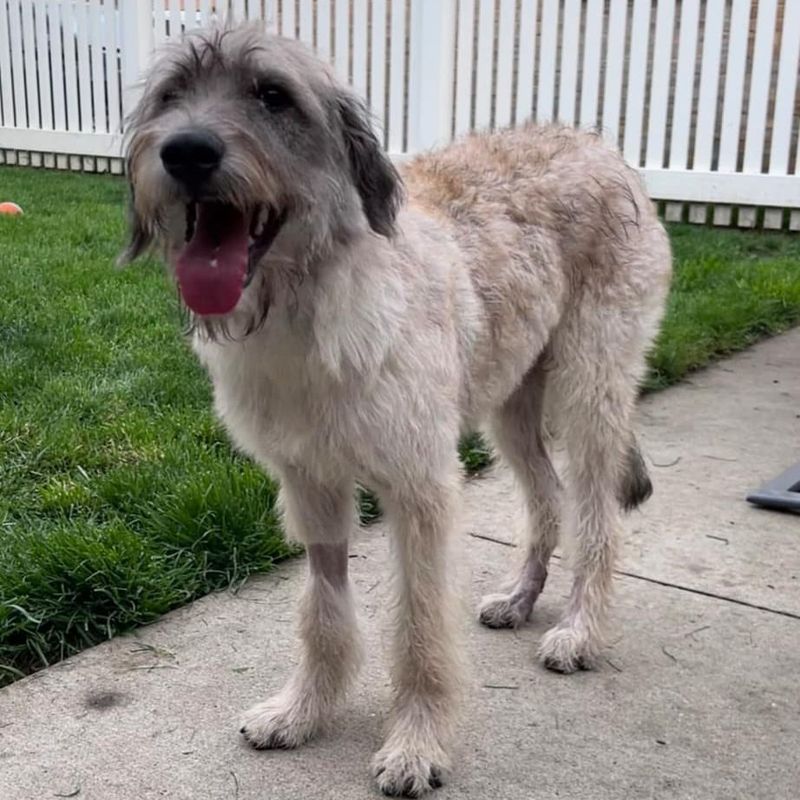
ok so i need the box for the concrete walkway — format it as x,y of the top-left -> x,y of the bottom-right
1,331 -> 799,800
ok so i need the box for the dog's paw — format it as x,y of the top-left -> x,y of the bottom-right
537,623 -> 597,674
239,695 -> 319,750
478,591 -> 532,629
372,746 -> 447,797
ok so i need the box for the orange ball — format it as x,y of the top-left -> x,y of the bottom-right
0,201 -> 23,215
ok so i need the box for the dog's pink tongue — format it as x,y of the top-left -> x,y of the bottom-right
176,203 -> 248,316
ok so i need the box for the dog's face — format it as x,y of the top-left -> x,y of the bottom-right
122,25 -> 402,321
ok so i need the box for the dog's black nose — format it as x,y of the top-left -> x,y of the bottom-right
160,130 -> 224,190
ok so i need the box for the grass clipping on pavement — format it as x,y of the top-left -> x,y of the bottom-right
1,166 -> 800,684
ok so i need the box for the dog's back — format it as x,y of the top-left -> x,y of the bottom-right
401,125 -> 671,434
404,123 -> 670,305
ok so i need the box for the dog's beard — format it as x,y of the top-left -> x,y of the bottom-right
173,201 -> 286,316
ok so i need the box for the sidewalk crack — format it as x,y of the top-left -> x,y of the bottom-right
468,532 -> 800,620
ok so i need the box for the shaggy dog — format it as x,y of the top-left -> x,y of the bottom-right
122,24 -> 671,797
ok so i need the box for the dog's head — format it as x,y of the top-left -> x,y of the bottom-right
121,24 -> 402,323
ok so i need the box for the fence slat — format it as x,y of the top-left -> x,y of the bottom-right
718,0 -> 752,172
34,0 -> 53,129
282,0 -> 296,37
90,0 -> 108,133
154,0 -> 167,46
199,0 -> 213,27
756,4 -> 780,229
106,0 -> 121,134
579,0 -> 602,127
0,0 -> 16,126
493,0 -> 515,129
170,0 -> 183,38
60,0 -> 80,130
454,0 -> 475,135
601,0 -> 627,144
8,0 -> 28,128
231,0 -> 246,25
474,0 -> 495,130
21,0 -> 39,128
645,0 -> 675,166
669,0 -> 700,169
515,0 -> 537,125
120,0 -> 154,120
693,0 -> 725,171
743,0 -> 777,174
298,0 -> 314,44
352,0 -> 368,99
334,0 -> 349,81
689,0 -> 724,222
769,0 -> 800,175
557,0 -> 580,124
74,0 -> 93,132
623,0 -> 652,165
715,0 -> 752,225
47,1 -> 66,131
316,0 -> 332,60
387,0 -> 406,153
407,0 -> 456,151
536,0 -> 558,123
247,0 -> 262,22
269,1 -> 280,31
370,0 -> 387,134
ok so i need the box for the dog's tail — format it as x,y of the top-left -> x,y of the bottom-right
617,436 -> 653,511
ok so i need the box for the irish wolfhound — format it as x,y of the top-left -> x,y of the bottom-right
122,24 -> 671,797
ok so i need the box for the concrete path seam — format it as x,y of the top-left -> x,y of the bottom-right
468,532 -> 800,621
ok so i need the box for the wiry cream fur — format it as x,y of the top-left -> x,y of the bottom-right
123,25 -> 671,797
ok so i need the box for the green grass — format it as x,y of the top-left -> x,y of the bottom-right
1,165 -> 799,685
646,223 -> 800,390
0,167 -> 291,683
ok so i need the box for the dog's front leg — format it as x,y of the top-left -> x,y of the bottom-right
373,471 -> 463,797
240,467 -> 360,749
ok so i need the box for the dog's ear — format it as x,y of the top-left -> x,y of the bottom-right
335,91 -> 403,238
117,189 -> 154,266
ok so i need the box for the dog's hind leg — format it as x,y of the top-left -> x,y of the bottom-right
240,467 -> 361,749
478,363 -> 561,629
536,307 -> 645,673
372,466 -> 464,797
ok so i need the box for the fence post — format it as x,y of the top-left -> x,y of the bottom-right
120,0 -> 154,122
407,0 -> 457,153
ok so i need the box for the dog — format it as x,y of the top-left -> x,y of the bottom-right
121,24 -> 671,797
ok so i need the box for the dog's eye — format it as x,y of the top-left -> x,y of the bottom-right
256,83 -> 293,112
160,90 -> 178,106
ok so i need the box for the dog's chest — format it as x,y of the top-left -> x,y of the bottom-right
193,328 -> 355,472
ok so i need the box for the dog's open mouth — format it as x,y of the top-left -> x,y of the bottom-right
175,202 -> 286,316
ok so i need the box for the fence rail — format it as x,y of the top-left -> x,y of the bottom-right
0,0 -> 798,229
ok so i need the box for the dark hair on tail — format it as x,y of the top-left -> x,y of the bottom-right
617,438 -> 653,511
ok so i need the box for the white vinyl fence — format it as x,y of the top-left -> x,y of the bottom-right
0,1 -> 799,229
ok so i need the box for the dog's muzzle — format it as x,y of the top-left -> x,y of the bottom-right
157,129 -> 287,318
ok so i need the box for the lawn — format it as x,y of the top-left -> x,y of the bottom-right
1,165 -> 799,686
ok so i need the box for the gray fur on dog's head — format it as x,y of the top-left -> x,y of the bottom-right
121,25 -> 403,275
